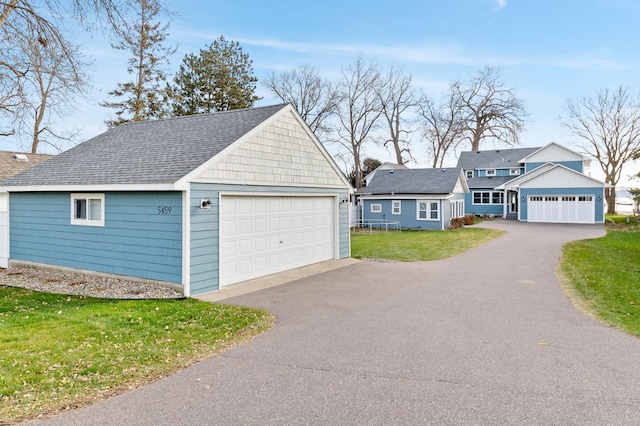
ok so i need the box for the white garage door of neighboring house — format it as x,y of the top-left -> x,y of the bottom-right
528,195 -> 595,224
0,193 -> 8,268
219,195 -> 335,287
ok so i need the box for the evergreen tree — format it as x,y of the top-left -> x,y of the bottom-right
168,36 -> 261,115
101,0 -> 175,126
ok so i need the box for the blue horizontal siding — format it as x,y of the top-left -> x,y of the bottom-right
525,161 -> 583,173
10,192 -> 182,284
362,199 -> 443,230
465,192 -> 504,216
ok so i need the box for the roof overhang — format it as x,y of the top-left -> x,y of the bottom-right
0,183 -> 178,192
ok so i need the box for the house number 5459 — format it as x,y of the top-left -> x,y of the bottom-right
157,206 -> 172,215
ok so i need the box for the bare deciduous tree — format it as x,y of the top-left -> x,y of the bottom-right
1,0 -> 133,137
417,92 -> 465,168
264,64 -> 341,137
13,25 -> 90,153
562,86 -> 640,214
375,66 -> 416,165
335,56 -> 382,189
453,66 -> 528,151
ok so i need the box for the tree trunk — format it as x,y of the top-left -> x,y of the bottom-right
606,187 -> 616,215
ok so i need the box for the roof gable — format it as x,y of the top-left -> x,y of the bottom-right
518,164 -> 610,189
185,106 -> 350,189
456,147 -> 540,170
359,168 -> 467,195
0,104 -> 289,188
520,142 -> 584,163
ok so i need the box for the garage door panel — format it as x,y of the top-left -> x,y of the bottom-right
528,195 -> 594,224
220,196 -> 335,287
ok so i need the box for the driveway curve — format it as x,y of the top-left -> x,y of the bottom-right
31,221 -> 640,425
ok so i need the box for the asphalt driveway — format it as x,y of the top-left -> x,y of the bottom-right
31,221 -> 640,425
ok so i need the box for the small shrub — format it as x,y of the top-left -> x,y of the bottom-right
448,217 -> 464,230
463,214 -> 475,225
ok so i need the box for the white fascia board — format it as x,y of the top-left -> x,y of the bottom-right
0,183 -> 177,192
188,176 -> 350,190
457,170 -> 470,192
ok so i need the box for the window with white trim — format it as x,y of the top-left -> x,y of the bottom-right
450,200 -> 464,219
510,168 -> 520,175
466,170 -> 474,179
486,169 -> 496,176
417,200 -> 439,221
473,191 -> 504,205
371,203 -> 382,213
71,193 -> 105,226
392,200 -> 401,215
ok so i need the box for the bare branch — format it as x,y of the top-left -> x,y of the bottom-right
561,86 -> 640,213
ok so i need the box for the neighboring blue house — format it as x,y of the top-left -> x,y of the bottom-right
356,168 -> 469,230
457,142 -> 611,223
0,104 -> 352,296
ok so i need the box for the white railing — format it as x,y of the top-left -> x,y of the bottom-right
351,219 -> 401,233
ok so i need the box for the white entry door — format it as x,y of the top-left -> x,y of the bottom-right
0,193 -> 8,268
528,195 -> 595,224
219,196 -> 335,287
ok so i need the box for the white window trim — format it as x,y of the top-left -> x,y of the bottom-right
417,199 -> 440,221
510,168 -> 520,175
392,200 -> 401,215
450,200 -> 465,219
71,193 -> 105,227
472,191 -> 504,205
371,203 -> 382,213
485,169 -> 496,176
466,170 -> 474,179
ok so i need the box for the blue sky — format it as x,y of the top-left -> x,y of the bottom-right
2,0 -> 640,185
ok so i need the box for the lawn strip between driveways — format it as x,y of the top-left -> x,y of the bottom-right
350,227 -> 505,261
0,288 -> 274,423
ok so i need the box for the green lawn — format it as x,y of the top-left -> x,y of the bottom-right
559,226 -> 640,337
351,227 -> 504,261
0,288 -> 274,423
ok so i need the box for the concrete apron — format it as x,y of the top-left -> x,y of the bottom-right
195,258 -> 360,303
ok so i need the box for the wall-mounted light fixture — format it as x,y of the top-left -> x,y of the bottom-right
597,196 -> 601,201
200,199 -> 211,210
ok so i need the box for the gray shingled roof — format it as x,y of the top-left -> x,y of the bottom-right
0,151 -> 53,181
465,176 -> 514,189
0,104 -> 288,187
456,147 -> 541,169
358,168 -> 463,195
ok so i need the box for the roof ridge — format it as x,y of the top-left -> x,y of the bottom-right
117,103 -> 290,127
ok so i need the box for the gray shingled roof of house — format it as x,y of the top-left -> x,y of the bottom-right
456,147 -> 541,169
0,104 -> 288,187
465,176 -> 514,189
358,168 -> 463,195
0,151 -> 53,181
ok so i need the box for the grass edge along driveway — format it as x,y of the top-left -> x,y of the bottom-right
558,217 -> 640,338
0,290 -> 274,424
351,227 -> 505,261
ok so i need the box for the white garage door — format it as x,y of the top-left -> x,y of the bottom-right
0,193 -> 8,268
528,195 -> 595,224
219,196 -> 335,287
